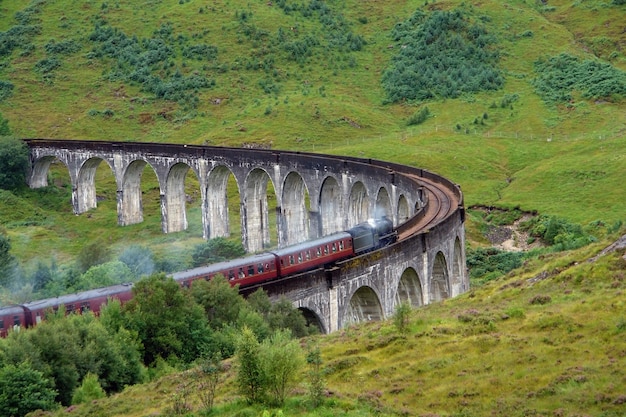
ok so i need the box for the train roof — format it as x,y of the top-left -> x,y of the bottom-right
22,283 -> 134,311
270,232 -> 352,257
0,305 -> 25,316
171,252 -> 277,281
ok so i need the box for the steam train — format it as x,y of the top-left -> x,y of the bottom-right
0,217 -> 396,337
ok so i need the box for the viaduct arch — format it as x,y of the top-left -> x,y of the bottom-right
25,139 -> 468,332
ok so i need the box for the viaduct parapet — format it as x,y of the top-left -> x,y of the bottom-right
25,139 -> 467,332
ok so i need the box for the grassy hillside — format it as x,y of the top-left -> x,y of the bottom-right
31,233 -> 626,417
0,0 -> 624,266
0,1 -> 624,415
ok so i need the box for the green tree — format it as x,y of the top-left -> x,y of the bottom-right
305,342 -> 325,408
248,289 -> 313,337
191,237 -> 246,267
393,302 -> 412,334
71,372 -> 105,404
74,261 -> 133,291
0,137 -> 28,190
0,362 -> 57,417
0,234 -> 17,288
31,259 -> 55,292
118,245 -> 155,278
235,326 -> 265,404
260,329 -> 304,405
0,113 -> 11,136
76,240 -> 112,273
123,273 -> 211,365
0,309 -> 144,406
190,274 -> 246,329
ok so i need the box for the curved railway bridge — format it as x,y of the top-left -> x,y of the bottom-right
25,139 -> 467,333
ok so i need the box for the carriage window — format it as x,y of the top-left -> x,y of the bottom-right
258,263 -> 264,273
289,255 -> 294,265
316,247 -> 322,257
298,253 -> 303,263
324,245 -> 329,255
248,265 -> 255,275
81,302 -> 90,312
0,320 -> 4,329
228,270 -> 235,280
13,316 -> 20,326
332,243 -> 337,253
67,304 -> 75,313
239,268 -> 245,278
306,251 -> 311,260
339,241 -> 344,250
265,263 -> 270,271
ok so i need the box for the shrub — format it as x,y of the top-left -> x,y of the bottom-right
72,373 -> 106,404
44,39 -> 81,55
235,326 -> 266,404
406,106 -> 431,126
467,247 -> 524,282
260,329 -> 304,405
0,363 -> 57,417
529,294 -> 552,305
532,53 -> 626,103
520,215 -> 596,250
0,137 -> 28,190
191,237 -> 246,267
393,302 -> 412,333
0,81 -> 14,102
382,8 -> 503,103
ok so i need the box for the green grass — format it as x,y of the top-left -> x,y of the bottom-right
32,232 -> 626,416
0,0 -> 623,268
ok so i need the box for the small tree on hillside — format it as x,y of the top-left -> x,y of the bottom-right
197,353 -> 222,411
306,342 -> 325,408
0,137 -> 28,190
393,302 -> 412,334
72,372 -> 106,404
260,329 -> 304,406
0,233 -> 17,288
235,326 -> 266,404
76,240 -> 112,273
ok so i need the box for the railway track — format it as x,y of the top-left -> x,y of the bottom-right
397,174 -> 459,241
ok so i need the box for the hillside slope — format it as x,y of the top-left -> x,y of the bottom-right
31,233 -> 626,417
0,0 -> 624,265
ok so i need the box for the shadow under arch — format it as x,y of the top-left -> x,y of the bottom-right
207,165 -> 240,239
348,181 -> 369,228
119,159 -> 159,226
76,157 -> 116,214
282,171 -> 310,246
430,251 -> 450,302
319,175 -> 343,236
375,186 -> 392,219
395,267 -> 424,308
298,307 -> 325,334
164,162 -> 201,234
397,194 -> 410,224
344,286 -> 383,326
244,167 -> 276,252
451,237 -> 464,297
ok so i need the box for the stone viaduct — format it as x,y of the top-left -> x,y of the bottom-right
25,139 -> 468,333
